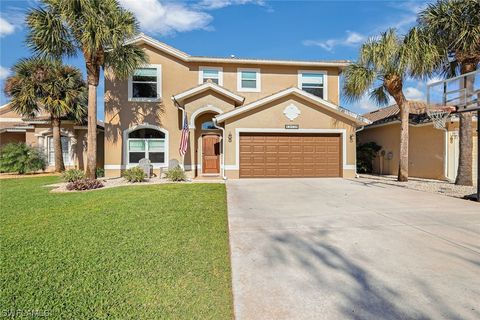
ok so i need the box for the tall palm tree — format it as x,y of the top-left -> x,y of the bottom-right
344,29 -> 417,182
415,0 -> 480,186
4,58 -> 86,172
26,0 -> 147,178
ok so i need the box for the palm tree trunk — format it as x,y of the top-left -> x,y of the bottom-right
52,117 -> 65,173
397,97 -> 409,182
85,56 -> 101,179
385,77 -> 409,182
86,82 -> 97,179
455,62 -> 476,186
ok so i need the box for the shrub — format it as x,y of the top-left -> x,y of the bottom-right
123,166 -> 146,183
62,169 -> 85,182
0,143 -> 46,174
164,165 -> 187,182
66,179 -> 103,191
357,142 -> 382,174
96,167 -> 105,178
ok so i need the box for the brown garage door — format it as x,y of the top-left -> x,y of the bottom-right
239,133 -> 341,178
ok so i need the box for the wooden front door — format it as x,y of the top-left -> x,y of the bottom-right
202,135 -> 220,174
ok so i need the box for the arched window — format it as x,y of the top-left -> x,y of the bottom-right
128,128 -> 166,164
201,121 -> 216,130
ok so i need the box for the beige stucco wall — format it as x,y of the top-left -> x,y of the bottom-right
358,121 -> 478,181
222,95 -> 358,179
23,123 -> 104,172
104,43 -> 346,178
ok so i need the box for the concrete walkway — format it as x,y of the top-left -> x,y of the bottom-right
227,178 -> 480,320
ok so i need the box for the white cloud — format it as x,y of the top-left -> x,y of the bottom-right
305,1 -> 429,53
197,0 -> 265,10
379,1 -> 429,34
0,18 -> 15,37
0,66 -> 11,80
303,31 -> 365,52
119,0 -> 213,35
356,93 -> 394,112
404,86 -> 425,101
118,0 -> 267,35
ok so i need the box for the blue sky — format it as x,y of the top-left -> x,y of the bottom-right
0,0 -> 435,119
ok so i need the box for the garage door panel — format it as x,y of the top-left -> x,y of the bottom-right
240,133 -> 341,178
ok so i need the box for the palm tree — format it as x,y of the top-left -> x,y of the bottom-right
415,0 -> 480,186
4,58 -> 86,172
26,0 -> 147,178
343,29 -> 415,181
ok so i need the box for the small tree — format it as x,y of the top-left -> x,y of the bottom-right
357,142 -> 382,174
343,29 -> 414,181
4,58 -> 86,172
344,29 -> 435,181
26,0 -> 148,178
0,143 -> 47,174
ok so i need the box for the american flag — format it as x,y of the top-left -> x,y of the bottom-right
179,113 -> 189,156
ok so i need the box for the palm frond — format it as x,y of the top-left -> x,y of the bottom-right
342,63 -> 376,102
369,85 -> 390,106
3,57 -> 87,122
26,5 -> 76,58
418,0 -> 480,70
403,26 -> 443,78
104,44 -> 148,80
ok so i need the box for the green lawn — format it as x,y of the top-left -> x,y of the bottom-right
0,177 -> 233,319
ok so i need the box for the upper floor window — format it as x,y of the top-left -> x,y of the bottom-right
298,71 -> 327,99
199,67 -> 223,85
237,68 -> 261,92
128,128 -> 166,164
128,65 -> 162,102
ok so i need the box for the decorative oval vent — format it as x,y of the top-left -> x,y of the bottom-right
283,104 -> 301,121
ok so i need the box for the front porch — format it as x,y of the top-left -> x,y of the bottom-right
187,110 -> 223,178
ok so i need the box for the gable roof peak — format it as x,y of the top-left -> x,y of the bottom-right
126,33 -> 351,68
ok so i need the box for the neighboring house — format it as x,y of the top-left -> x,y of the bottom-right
0,103 -> 105,171
104,33 -> 370,179
358,101 -> 478,182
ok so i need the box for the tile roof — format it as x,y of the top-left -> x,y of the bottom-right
362,101 -> 430,126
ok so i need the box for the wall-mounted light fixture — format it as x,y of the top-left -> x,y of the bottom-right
228,132 -> 232,142
349,134 -> 355,142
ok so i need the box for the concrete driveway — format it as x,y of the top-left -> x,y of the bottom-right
227,178 -> 480,320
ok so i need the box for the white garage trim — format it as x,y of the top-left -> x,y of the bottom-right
226,128 -> 352,170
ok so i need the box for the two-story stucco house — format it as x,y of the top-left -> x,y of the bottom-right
104,33 -> 371,179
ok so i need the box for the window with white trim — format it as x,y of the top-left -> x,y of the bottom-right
128,128 -> 166,164
298,71 -> 326,99
199,67 -> 223,85
128,65 -> 162,101
47,136 -> 71,165
237,68 -> 261,92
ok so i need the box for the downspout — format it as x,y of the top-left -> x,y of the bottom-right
213,118 -> 227,180
172,96 -> 186,170
171,96 -> 185,121
354,125 -> 365,178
